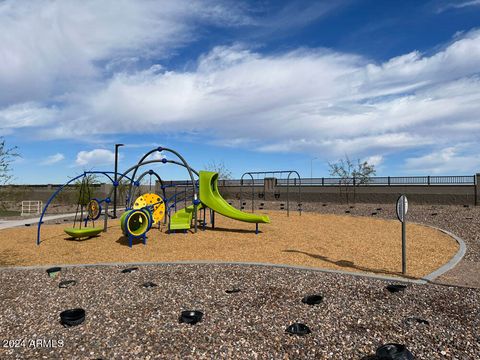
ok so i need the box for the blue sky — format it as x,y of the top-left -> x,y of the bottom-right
1,0 -> 480,184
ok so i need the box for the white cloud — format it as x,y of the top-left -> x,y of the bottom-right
404,145 -> 480,174
145,151 -> 166,161
364,155 -> 383,167
41,153 -> 65,165
75,149 -> 115,167
29,30 -> 479,164
0,0 -> 249,106
0,102 -> 58,128
437,0 -> 480,13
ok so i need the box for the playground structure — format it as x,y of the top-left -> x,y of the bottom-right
37,146 -> 270,247
239,170 -> 302,216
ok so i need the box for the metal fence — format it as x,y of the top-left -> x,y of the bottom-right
298,175 -> 475,186
162,175 -> 475,187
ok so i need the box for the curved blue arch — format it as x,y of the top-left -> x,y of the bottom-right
36,170 -> 132,245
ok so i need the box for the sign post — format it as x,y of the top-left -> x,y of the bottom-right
396,194 -> 408,275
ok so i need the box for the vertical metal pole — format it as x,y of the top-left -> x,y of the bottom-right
402,196 -> 407,275
174,187 -> 177,212
287,172 -> 290,217
113,143 -> 124,218
251,176 -> 254,213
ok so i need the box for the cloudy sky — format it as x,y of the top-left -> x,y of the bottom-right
1,0 -> 480,184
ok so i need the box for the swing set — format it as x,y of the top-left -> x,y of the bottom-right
239,170 -> 302,216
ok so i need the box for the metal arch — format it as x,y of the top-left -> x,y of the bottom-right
36,170 -> 129,245
87,171 -> 134,183
125,148 -> 164,206
135,170 -> 167,202
239,170 -> 302,216
107,147 -> 199,233
239,172 -> 255,212
156,147 -> 199,233
286,170 -> 301,216
125,148 -> 198,209
124,160 -> 199,209
166,160 -> 199,177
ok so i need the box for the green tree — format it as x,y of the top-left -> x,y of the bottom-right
328,155 -> 376,203
0,137 -> 20,185
205,160 -> 233,180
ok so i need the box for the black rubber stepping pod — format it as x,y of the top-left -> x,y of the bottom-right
47,267 -> 61,278
60,308 -> 85,327
285,323 -> 311,336
225,288 -> 241,294
142,282 -> 158,288
179,310 -> 203,325
59,280 -> 76,288
376,343 -> 414,360
301,294 -> 323,305
404,317 -> 429,326
121,267 -> 138,273
386,284 -> 407,293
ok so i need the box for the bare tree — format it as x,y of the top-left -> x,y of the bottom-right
328,155 -> 376,203
72,173 -> 100,206
0,137 -> 20,185
204,160 -> 233,180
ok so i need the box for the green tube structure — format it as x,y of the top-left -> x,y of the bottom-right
120,209 -> 152,237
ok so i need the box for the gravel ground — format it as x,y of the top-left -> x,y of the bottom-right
0,264 -> 478,359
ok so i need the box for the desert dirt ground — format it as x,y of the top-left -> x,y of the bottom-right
0,210 -> 458,278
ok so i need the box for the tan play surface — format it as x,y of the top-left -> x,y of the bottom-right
0,211 -> 459,278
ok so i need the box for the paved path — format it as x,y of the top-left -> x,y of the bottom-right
0,213 -> 77,230
435,260 -> 480,288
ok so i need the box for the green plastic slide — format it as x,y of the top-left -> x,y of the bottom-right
199,171 -> 270,224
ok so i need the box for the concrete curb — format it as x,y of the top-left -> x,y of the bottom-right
420,225 -> 467,282
0,260 -> 425,284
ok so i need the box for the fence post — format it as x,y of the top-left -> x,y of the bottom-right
475,173 -> 480,206
388,176 -> 390,186
322,177 -> 324,186
428,176 -> 430,186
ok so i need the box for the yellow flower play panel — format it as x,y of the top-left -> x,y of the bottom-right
133,193 -> 165,224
